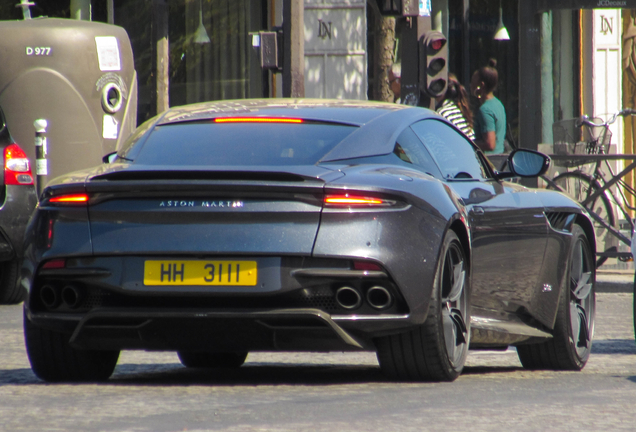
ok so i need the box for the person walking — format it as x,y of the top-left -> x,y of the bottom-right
436,73 -> 475,140
470,59 -> 507,154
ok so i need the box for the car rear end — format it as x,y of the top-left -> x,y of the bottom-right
23,106 -> 432,354
0,107 -> 37,303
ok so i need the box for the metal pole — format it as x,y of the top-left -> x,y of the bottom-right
282,0 -> 304,97
462,0 -> 470,86
34,119 -> 48,199
154,0 -> 169,114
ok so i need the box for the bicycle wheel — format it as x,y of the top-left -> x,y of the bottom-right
549,171 -> 617,262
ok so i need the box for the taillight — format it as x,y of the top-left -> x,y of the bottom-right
48,193 -> 89,204
4,143 -> 33,185
353,261 -> 383,271
324,194 -> 395,207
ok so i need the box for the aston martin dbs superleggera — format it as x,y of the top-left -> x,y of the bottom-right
22,99 -> 596,382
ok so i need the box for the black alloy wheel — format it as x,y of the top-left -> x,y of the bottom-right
24,308 -> 120,382
517,224 -> 595,370
376,230 -> 470,381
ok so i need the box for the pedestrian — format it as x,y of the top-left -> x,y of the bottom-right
436,73 -> 475,140
389,65 -> 401,104
470,59 -> 507,154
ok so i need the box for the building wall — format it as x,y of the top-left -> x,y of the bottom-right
304,0 -> 367,99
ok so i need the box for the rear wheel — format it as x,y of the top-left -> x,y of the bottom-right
517,224 -> 595,370
24,309 -> 120,382
376,230 -> 470,382
548,172 -> 616,265
0,259 -> 24,304
177,351 -> 248,368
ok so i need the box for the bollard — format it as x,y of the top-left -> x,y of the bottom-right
33,119 -> 48,199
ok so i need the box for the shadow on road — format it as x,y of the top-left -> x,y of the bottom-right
0,361 -> 530,387
591,339 -> 636,354
462,365 -> 523,376
112,363 -> 390,386
4,341 -> 633,386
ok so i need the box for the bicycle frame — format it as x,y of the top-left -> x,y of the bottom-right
541,167 -> 633,250
544,109 -> 636,265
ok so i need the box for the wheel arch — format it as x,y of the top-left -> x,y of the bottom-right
575,213 -> 597,257
449,218 -> 471,271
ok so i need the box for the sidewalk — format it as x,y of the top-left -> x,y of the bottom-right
597,269 -> 634,293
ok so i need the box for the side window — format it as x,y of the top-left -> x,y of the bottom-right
411,119 -> 488,180
118,117 -> 158,161
392,128 -> 442,178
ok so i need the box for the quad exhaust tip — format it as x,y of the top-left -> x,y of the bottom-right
39,285 -> 59,309
39,284 -> 83,310
366,286 -> 393,310
61,285 -> 82,309
335,286 -> 362,310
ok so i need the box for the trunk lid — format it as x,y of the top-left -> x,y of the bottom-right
85,166 -> 341,256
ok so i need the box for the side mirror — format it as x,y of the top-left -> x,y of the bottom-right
496,149 -> 551,179
102,152 -> 118,164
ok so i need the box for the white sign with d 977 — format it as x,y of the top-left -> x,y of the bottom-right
26,47 -> 52,55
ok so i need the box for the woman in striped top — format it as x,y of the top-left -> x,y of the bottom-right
436,74 -> 475,141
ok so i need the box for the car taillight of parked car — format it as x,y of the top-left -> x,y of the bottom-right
4,143 -> 33,185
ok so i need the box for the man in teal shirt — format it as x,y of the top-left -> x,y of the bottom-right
470,60 -> 507,154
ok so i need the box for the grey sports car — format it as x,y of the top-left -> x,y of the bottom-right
22,99 -> 596,382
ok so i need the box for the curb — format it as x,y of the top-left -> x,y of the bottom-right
597,271 -> 633,293
596,279 -> 634,293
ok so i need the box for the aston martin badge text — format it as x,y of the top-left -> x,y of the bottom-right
159,200 -> 244,208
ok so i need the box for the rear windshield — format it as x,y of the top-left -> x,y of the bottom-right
126,122 -> 357,166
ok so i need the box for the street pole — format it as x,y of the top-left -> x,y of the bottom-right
283,0 -> 304,97
34,119 -> 47,199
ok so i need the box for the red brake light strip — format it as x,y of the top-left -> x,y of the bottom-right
214,117 -> 303,124
49,193 -> 89,203
324,195 -> 386,205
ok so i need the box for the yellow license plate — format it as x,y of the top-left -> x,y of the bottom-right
143,260 -> 257,286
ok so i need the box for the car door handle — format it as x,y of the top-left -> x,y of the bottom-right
473,206 -> 485,215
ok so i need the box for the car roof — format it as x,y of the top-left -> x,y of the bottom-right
155,99 -> 445,162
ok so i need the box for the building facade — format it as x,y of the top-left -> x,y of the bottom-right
3,0 -> 636,157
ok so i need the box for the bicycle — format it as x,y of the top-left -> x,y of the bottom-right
543,108 -> 636,267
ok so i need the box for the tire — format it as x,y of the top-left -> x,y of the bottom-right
177,351 -> 248,368
0,259 -> 24,304
376,230 -> 470,382
548,172 -> 616,265
517,224 -> 595,370
24,309 -> 120,382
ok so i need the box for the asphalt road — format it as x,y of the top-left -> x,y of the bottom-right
1,293 -> 636,431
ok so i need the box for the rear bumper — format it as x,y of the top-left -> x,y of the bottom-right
26,308 -> 413,352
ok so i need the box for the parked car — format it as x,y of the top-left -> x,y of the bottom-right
22,99 -> 596,382
0,107 -> 37,304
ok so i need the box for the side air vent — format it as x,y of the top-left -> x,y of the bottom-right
545,212 -> 576,233
91,170 -> 310,182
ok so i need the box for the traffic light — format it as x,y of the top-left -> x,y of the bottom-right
419,31 -> 448,98
255,28 -> 284,72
